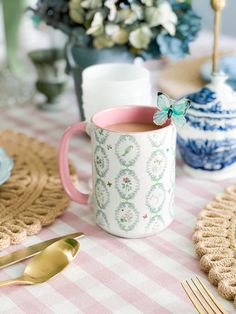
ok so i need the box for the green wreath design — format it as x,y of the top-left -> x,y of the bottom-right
94,145 -> 109,177
115,202 -> 139,232
115,135 -> 140,167
146,183 -> 165,213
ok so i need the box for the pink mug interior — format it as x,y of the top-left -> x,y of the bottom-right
92,106 -> 171,132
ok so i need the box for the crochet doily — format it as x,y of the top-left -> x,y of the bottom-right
0,129 -> 76,249
193,184 -> 236,308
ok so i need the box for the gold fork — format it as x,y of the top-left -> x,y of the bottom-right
181,276 -> 228,314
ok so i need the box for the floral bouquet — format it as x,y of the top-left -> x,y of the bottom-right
31,0 -> 201,59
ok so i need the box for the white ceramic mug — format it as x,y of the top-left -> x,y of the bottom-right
59,106 -> 176,238
82,63 -> 151,119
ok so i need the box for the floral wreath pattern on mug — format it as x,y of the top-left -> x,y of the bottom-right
96,210 -> 110,229
94,127 -> 109,144
115,202 -> 139,232
146,215 -> 166,232
147,131 -> 167,147
94,145 -> 109,177
115,169 -> 139,201
115,135 -> 140,167
146,183 -> 166,214
147,150 -> 167,181
95,178 -> 110,209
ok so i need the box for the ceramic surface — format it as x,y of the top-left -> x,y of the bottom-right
177,74 -> 236,180
59,106 -> 176,238
91,124 -> 176,238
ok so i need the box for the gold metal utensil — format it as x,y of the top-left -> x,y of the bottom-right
181,276 -> 228,314
0,238 -> 79,287
0,231 -> 84,269
211,0 -> 227,73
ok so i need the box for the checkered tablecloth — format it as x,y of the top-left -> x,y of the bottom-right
0,99 -> 235,314
1,32 -> 236,313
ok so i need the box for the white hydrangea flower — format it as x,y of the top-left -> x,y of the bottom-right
131,3 -> 144,20
86,12 -> 104,36
115,8 -> 138,25
141,0 -> 153,6
145,1 -> 177,35
105,0 -> 117,21
129,25 -> 152,49
105,24 -> 128,44
81,0 -> 102,9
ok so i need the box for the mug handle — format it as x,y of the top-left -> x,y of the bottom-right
59,121 -> 89,205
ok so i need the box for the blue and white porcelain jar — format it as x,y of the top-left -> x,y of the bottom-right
177,73 -> 236,180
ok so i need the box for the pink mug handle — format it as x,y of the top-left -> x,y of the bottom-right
59,121 -> 89,204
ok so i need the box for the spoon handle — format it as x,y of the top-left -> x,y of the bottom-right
0,276 -> 30,287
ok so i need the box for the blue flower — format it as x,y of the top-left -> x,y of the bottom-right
156,34 -> 188,59
0,148 -> 14,185
155,2 -> 201,60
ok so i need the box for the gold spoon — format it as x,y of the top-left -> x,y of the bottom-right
0,238 -> 79,287
211,0 -> 226,73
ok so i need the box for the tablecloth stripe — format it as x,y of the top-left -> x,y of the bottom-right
1,100 -> 235,312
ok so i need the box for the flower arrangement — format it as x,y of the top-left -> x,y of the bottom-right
31,0 -> 201,59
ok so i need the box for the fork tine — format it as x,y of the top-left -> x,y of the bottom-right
181,281 -> 205,314
196,276 -> 228,314
185,279 -> 213,313
182,277 -> 228,314
191,277 -> 220,314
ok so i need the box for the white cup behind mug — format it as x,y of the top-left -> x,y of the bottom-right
82,63 -> 151,120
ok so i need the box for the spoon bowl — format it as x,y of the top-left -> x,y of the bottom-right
0,238 -> 79,287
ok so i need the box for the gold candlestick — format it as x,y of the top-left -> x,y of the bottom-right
211,0 -> 226,73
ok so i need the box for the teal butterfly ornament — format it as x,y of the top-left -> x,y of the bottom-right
153,92 -> 191,127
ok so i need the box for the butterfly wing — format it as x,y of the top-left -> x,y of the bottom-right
171,114 -> 186,128
157,92 -> 171,110
172,98 -> 191,116
153,110 -> 168,126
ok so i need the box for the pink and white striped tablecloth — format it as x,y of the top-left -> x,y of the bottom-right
0,101 -> 235,314
1,32 -> 236,313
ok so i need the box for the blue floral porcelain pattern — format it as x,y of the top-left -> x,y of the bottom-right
177,136 -> 236,171
177,74 -> 236,177
187,87 -> 216,104
187,87 -> 236,115
0,148 -> 13,185
185,114 -> 236,131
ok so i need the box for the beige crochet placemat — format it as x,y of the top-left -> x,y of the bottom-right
0,129 -> 76,250
193,184 -> 236,308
